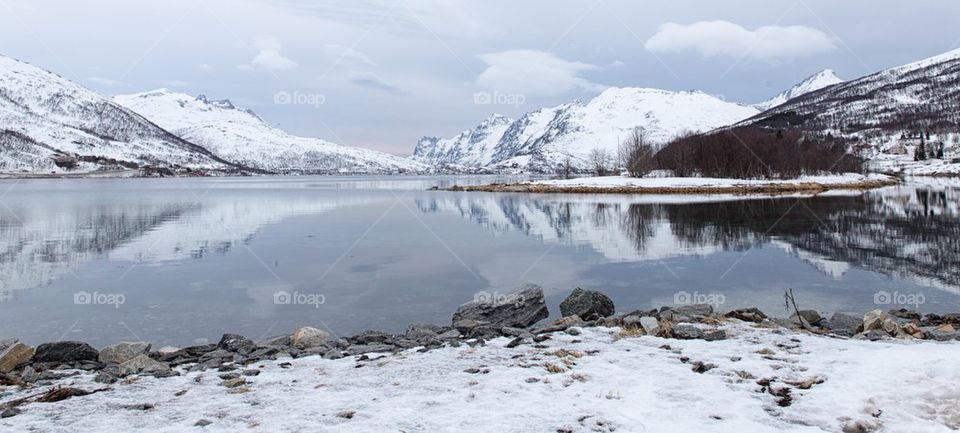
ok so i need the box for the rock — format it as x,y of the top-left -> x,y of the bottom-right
33,341 -> 99,363
675,304 -> 714,317
220,377 -> 247,388
406,323 -> 443,339
0,342 -> 34,373
725,308 -> 768,323
262,335 -> 292,347
216,334 -> 255,354
639,317 -> 661,336
861,309 -> 900,336
672,324 -> 704,340
501,327 -> 534,339
451,284 -> 549,329
19,365 -> 39,383
349,331 -> 393,345
925,324 -> 959,341
99,342 -> 151,365
888,309 -> 921,321
194,419 -> 213,427
559,288 -> 615,321
565,327 -> 582,336
345,344 -> 395,356
823,313 -> 862,337
118,354 -> 171,376
438,329 -> 461,340
622,315 -> 643,329
156,346 -> 181,356
789,310 -> 823,327
1,407 -> 21,418
702,330 -> 727,341
290,327 -> 330,349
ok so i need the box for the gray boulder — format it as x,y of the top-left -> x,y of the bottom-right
34,341 -> 99,363
118,354 -> 171,376
671,324 -> 705,340
790,310 -> 823,327
216,334 -> 255,354
639,317 -> 661,336
99,342 -> 151,365
452,284 -> 549,329
823,313 -> 862,336
559,288 -> 615,321
290,327 -> 330,349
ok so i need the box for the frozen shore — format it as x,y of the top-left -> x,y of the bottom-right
2,285 -> 959,432
453,173 -> 899,195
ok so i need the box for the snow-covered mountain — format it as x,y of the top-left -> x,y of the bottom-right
412,114 -> 512,168
753,69 -> 844,111
747,49 -> 960,135
114,89 -> 426,174
412,88 -> 759,172
0,55 -> 237,174
115,90 -> 426,175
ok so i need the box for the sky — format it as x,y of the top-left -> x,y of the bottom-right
1,0 -> 959,155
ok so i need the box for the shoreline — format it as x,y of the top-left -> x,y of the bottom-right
1,285 -> 958,431
450,174 -> 900,195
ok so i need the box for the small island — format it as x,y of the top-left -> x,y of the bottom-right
454,127 -> 900,195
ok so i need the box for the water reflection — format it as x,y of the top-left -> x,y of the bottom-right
418,182 -> 960,292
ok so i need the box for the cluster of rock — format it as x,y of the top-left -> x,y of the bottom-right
2,285 -> 958,393
790,308 -> 960,341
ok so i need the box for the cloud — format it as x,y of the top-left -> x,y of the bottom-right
349,72 -> 405,95
246,38 -> 298,71
324,44 -> 377,67
87,76 -> 124,87
645,21 -> 836,62
475,50 -> 604,97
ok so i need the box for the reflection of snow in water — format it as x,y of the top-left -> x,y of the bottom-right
0,192 -> 380,301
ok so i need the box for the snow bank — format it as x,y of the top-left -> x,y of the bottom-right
3,324 -> 958,432
532,173 -> 894,189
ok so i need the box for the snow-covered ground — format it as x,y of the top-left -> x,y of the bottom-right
3,323 -> 959,432
530,173 -> 895,189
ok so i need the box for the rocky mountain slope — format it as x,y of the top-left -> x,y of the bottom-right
412,88 -> 760,172
746,49 -> 960,138
0,55 -> 238,174
753,69 -> 844,111
115,90 -> 426,175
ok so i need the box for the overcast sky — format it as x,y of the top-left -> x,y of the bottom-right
2,0 -> 959,155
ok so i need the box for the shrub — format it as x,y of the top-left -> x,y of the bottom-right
655,127 -> 864,179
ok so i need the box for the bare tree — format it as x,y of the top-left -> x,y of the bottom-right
622,127 -> 657,178
556,157 -> 574,179
589,148 -> 613,176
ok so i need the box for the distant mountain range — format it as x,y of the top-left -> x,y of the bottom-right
114,89 -> 425,175
2,48 -> 958,176
0,54 -> 423,175
412,88 -> 760,172
0,55 -> 239,174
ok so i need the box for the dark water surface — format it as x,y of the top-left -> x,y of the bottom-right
0,175 -> 957,347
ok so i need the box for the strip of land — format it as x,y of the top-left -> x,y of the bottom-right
453,173 -> 899,195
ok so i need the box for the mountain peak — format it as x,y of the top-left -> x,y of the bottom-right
754,69 -> 844,111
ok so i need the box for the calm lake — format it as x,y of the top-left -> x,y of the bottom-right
1,176 -> 958,347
